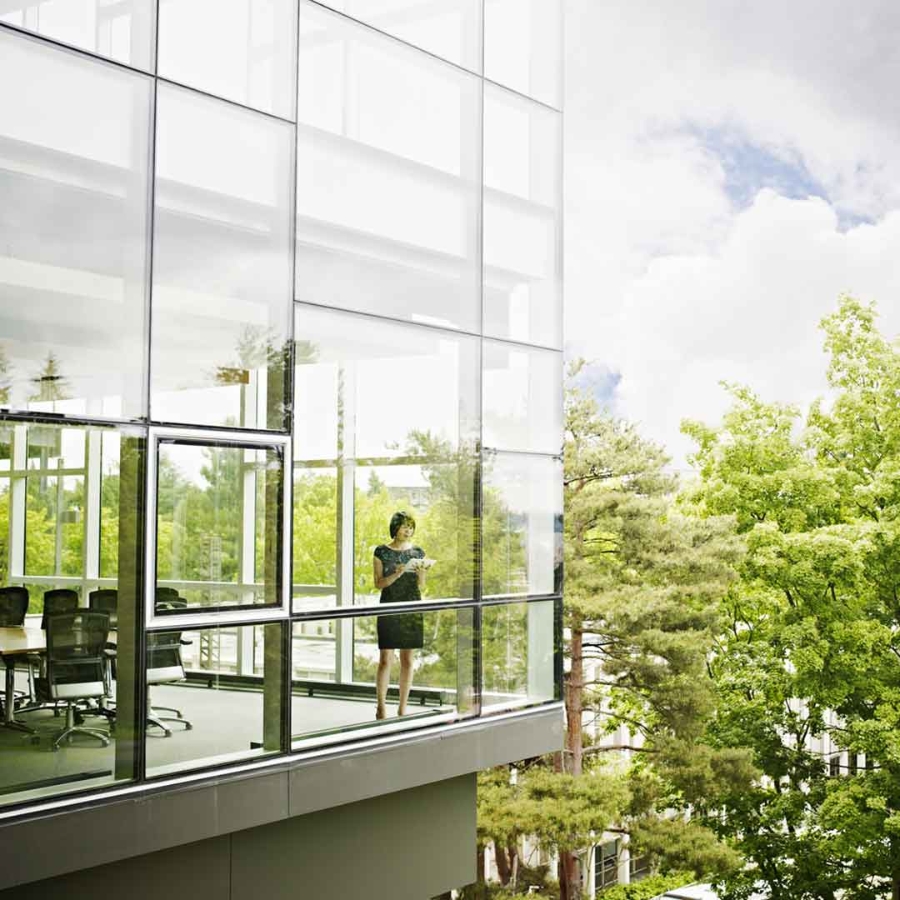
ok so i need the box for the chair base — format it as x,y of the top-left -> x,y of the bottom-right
147,708 -> 192,737
51,705 -> 109,750
52,725 -> 110,750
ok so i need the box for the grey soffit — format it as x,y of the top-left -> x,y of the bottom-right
0,705 -> 563,891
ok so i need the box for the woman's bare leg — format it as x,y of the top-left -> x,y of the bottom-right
376,649 -> 393,719
398,650 -> 414,715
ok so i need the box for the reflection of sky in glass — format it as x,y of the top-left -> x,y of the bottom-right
314,0 -> 482,72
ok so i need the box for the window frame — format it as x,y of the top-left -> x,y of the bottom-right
144,426 -> 292,629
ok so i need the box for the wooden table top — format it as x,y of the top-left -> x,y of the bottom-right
0,627 -> 46,656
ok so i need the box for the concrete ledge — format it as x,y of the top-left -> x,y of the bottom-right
0,704 -> 562,890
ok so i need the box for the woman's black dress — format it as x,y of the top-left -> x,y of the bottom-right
375,544 -> 425,650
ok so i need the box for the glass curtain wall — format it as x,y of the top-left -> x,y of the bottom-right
0,0 -> 563,812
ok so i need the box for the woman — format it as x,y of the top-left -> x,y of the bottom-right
373,511 -> 428,719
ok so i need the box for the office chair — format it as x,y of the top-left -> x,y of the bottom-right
36,610 -> 111,750
88,589 -> 118,628
146,630 -> 193,736
0,586 -> 31,714
41,588 -> 78,630
88,589 -> 120,722
0,586 -> 28,626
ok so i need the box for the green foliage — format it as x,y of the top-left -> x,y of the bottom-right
598,871 -> 694,900
564,362 -> 746,877
685,295 -> 900,899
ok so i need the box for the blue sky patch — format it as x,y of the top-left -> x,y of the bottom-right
693,125 -> 872,230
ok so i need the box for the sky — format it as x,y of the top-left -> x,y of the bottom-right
563,0 -> 900,470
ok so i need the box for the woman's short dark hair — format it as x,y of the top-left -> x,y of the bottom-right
389,511 -> 416,538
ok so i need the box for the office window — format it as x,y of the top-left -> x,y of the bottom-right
484,85 -> 562,348
291,606 -> 475,746
314,0 -> 482,73
0,419 -> 146,808
484,0 -> 562,109
145,621 -> 285,776
483,341 -> 563,455
295,2 -> 482,332
0,0 -> 156,69
0,31 -> 152,421
158,0 -> 298,118
594,839 -> 620,892
151,84 -> 294,431
481,600 -> 556,712
293,306 -> 479,611
153,437 -> 287,616
829,754 -> 841,777
483,453 -> 562,597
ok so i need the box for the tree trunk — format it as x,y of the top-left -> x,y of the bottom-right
566,626 -> 584,776
559,851 -> 582,900
495,842 -> 511,885
475,843 -> 486,899
559,623 -> 585,900
509,844 -> 519,891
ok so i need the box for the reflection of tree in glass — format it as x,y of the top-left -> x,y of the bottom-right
28,352 -> 71,402
156,446 -> 242,588
292,471 -> 337,587
0,343 -> 12,405
211,325 -> 301,428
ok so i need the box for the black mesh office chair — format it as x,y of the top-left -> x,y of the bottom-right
88,589 -> 118,628
0,586 -> 30,715
155,586 -> 183,612
36,611 -> 111,750
147,630 -> 193,736
0,586 -> 28,626
41,589 -> 78,630
88,589 -> 119,721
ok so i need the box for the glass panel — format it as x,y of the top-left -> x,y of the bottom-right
0,0 -> 156,70
292,467 -> 338,612
158,0 -> 298,118
481,599 -> 556,712
0,420 -> 146,808
483,0 -> 562,108
483,341 -> 562,454
314,0 -> 482,72
290,606 -> 474,745
484,85 -> 562,348
0,32 -> 152,420
354,462 -> 476,605
155,440 -> 285,613
292,306 -> 479,611
99,431 -> 122,579
145,621 -> 285,775
482,453 -> 562,597
24,474 -> 84,577
151,84 -> 294,430
295,3 -> 481,332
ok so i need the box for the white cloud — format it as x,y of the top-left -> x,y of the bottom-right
564,0 -> 900,467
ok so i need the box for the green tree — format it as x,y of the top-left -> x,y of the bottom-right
684,296 -> 900,899
472,365 -> 745,900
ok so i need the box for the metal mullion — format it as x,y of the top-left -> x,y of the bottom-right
156,75 -> 297,126
304,0 -> 482,80
292,298 -> 563,355
288,596 -> 480,625
0,19 -> 154,80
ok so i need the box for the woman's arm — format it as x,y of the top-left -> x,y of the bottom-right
373,555 -> 407,591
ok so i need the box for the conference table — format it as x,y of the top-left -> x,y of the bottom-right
0,626 -> 46,734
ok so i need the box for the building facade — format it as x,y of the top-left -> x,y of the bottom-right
0,1 -> 563,897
